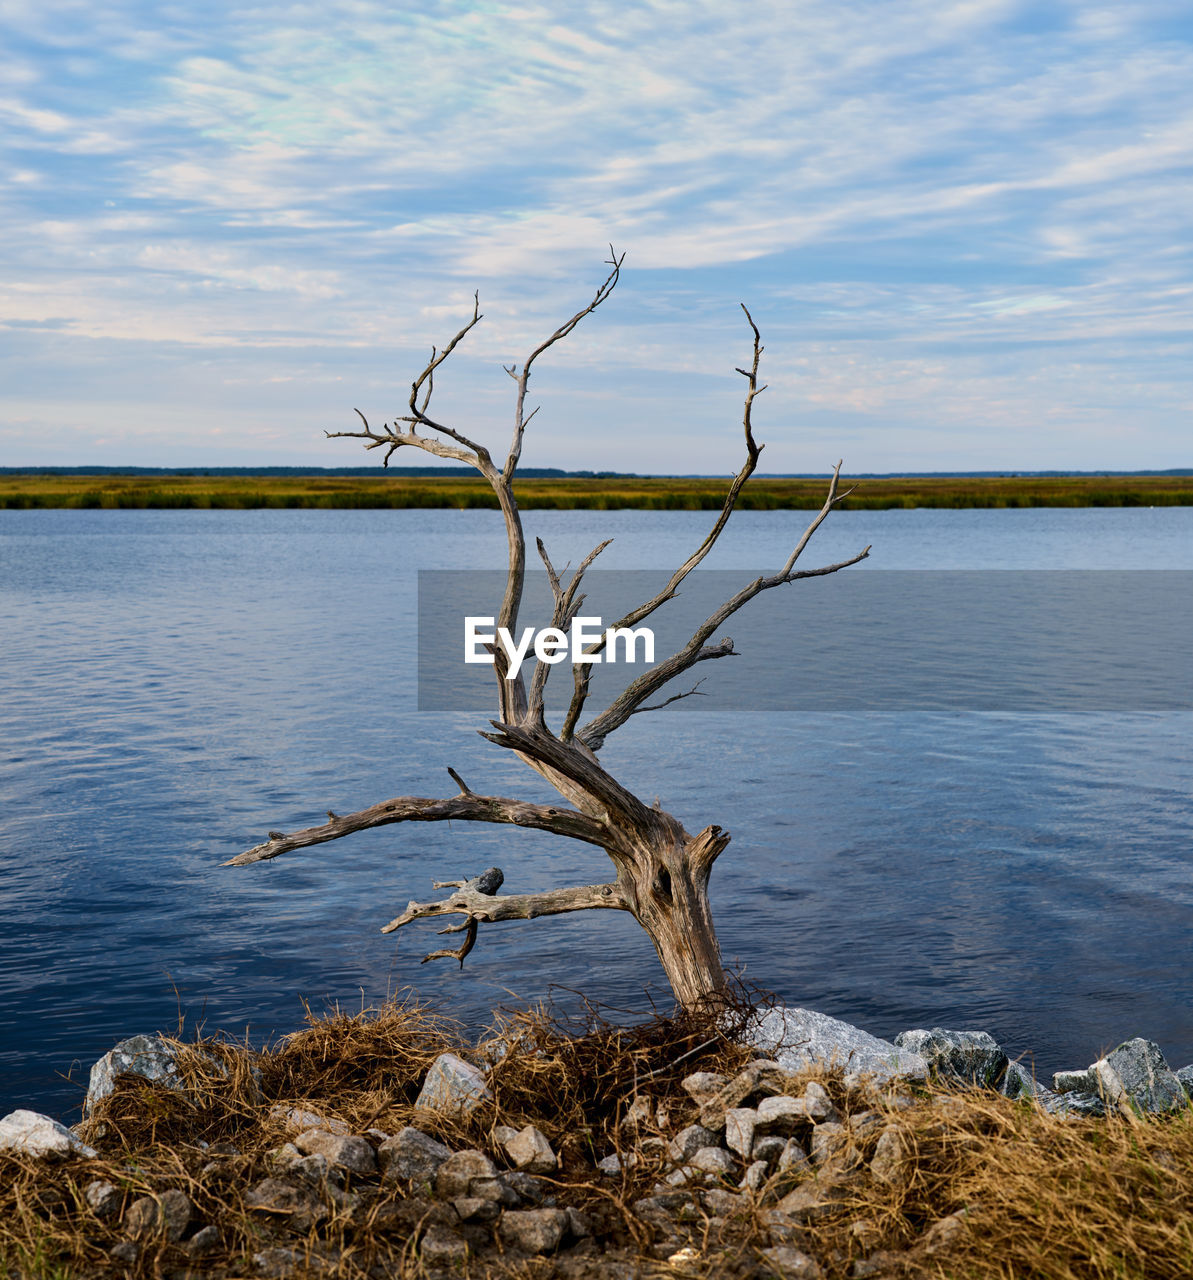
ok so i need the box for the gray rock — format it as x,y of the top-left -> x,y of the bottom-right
596,1152 -> 634,1176
802,1082 -> 836,1119
688,1145 -> 736,1176
894,1028 -> 1008,1089
668,1123 -> 721,1164
123,1189 -> 193,1242
725,1108 -> 757,1158
753,1134 -> 787,1166
809,1122 -> 853,1167
922,1210 -> 969,1253
620,1095 -> 654,1129
870,1126 -> 909,1186
419,1223 -> 469,1265
85,1180 -> 122,1220
267,1141 -> 303,1170
1002,1059 -> 1051,1101
269,1106 -> 349,1136
701,1187 -> 745,1217
285,1153 -> 344,1188
760,1245 -> 824,1279
504,1125 -> 557,1174
681,1071 -> 728,1105
755,1095 -> 819,1133
1090,1038 -> 1187,1114
435,1149 -> 500,1199
84,1035 -> 187,1118
633,1191 -> 695,1216
186,1224 -> 220,1256
378,1126 -> 452,1181
253,1246 -> 336,1277
415,1052 -> 492,1116
741,1159 -> 770,1192
748,1007 -> 928,1085
777,1137 -> 811,1175
109,1241 -> 139,1264
504,1170 -> 547,1204
244,1178 -> 328,1230
774,1179 -> 847,1222
849,1110 -> 885,1140
853,1251 -> 902,1277
499,1207 -> 568,1254
452,1195 -> 500,1224
0,1110 -> 96,1160
565,1206 -> 592,1238
1177,1065 -> 1193,1100
1043,1090 -> 1107,1118
1052,1069 -> 1095,1094
699,1061 -> 789,1128
294,1129 -> 376,1175
759,1207 -> 806,1245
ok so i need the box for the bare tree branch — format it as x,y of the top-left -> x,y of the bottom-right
503,249 -> 624,482
560,303 -> 765,738
630,679 -> 709,717
480,719 -> 664,835
326,408 -> 479,470
417,867 -> 504,966
528,535 -> 613,720
223,792 -> 611,866
382,873 -> 627,934
404,293 -> 493,460
577,538 -> 870,750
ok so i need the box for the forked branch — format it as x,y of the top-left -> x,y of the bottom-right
504,249 -> 625,481
560,303 -> 767,740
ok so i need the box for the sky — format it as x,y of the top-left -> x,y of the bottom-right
1,0 -> 1191,474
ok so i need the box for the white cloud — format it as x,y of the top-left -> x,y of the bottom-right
0,0 -> 1190,468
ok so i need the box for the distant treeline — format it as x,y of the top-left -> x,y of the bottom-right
2,472 -> 1192,510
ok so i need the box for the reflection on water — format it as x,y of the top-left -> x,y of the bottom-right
2,506 -> 1191,1118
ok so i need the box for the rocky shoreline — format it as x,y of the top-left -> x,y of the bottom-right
2,1004 -> 1191,1279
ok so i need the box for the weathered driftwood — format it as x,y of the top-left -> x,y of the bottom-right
226,253 -> 868,1010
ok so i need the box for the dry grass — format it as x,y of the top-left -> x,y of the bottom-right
3,472 -> 1192,511
2,997 -> 1191,1279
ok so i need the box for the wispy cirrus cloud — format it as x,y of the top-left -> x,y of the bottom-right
0,0 -> 1190,468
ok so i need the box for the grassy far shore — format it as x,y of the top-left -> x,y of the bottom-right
3,473 -> 1193,511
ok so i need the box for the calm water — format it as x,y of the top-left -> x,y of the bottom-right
2,506 -> 1191,1119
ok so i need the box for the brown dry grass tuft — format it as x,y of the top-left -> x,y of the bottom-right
2,997 -> 1191,1279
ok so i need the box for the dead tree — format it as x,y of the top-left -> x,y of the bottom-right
226,253 -> 869,1011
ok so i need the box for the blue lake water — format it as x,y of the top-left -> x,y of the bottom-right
1,505 -> 1191,1119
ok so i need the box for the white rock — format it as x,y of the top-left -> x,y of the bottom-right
681,1071 -> 728,1105
0,1110 -> 97,1160
84,1035 -> 185,1118
755,1095 -> 816,1132
505,1125 -> 557,1174
747,1007 -> 928,1085
414,1053 -> 492,1116
724,1108 -> 757,1159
